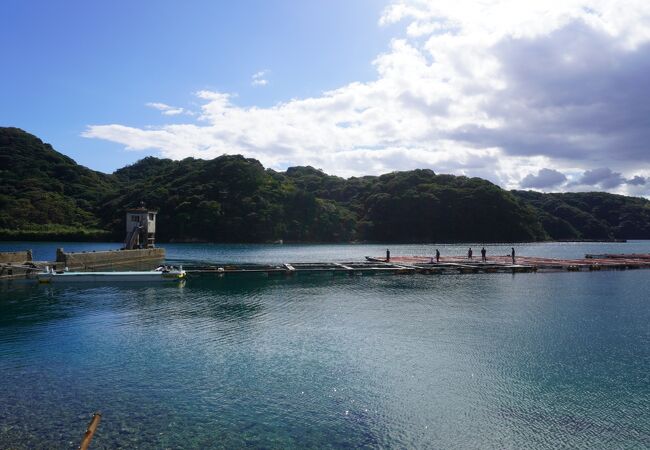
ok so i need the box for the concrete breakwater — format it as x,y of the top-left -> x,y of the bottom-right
0,250 -> 35,280
0,247 -> 165,279
55,247 -> 165,270
0,250 -> 32,264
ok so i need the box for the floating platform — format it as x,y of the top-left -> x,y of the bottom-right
37,267 -> 185,283
378,254 -> 650,273
5,250 -> 650,281
181,259 -> 537,276
181,253 -> 650,277
183,261 -> 421,275
585,253 -> 650,260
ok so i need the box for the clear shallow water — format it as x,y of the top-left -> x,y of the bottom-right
0,243 -> 649,448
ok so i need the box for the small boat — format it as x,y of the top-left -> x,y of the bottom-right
37,266 -> 186,283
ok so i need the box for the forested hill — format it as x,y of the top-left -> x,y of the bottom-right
511,190 -> 650,240
2,127 -> 650,242
0,127 -> 116,240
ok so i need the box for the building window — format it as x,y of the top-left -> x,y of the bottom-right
131,215 -> 140,222
149,213 -> 155,221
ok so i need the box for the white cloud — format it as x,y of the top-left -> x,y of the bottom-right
146,102 -> 191,116
251,70 -> 269,86
84,1 -> 650,196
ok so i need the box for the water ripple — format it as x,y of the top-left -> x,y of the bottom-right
1,270 -> 648,448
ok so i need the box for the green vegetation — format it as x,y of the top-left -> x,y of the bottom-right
2,127 -> 650,242
0,224 -> 111,241
0,127 -> 115,239
511,190 -> 650,240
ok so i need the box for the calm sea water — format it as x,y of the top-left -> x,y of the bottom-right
0,242 -> 649,448
7,239 -> 650,263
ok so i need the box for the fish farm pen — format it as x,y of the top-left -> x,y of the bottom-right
5,252 -> 650,281
178,253 -> 650,277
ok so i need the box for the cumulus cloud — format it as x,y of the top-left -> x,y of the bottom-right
577,167 -> 626,189
84,0 -> 650,195
520,168 -> 567,189
570,168 -> 649,190
251,70 -> 269,86
450,21 -> 650,166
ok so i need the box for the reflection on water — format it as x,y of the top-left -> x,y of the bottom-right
0,247 -> 649,448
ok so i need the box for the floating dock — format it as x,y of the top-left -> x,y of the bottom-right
5,250 -> 650,281
181,259 -> 533,276
181,253 -> 650,277
183,260 -> 439,276
585,253 -> 650,260
378,254 -> 650,272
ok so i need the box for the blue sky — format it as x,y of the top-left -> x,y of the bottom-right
3,0 -> 650,196
2,0 -> 391,171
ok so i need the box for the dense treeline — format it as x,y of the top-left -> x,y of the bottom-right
0,127 -> 114,240
2,127 -> 650,242
511,190 -> 650,240
282,167 -> 546,242
105,156 -> 357,242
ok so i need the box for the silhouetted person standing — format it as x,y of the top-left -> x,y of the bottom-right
435,249 -> 440,263
481,247 -> 486,262
468,247 -> 473,259
386,249 -> 391,262
511,247 -> 516,264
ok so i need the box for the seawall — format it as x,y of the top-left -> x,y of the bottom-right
0,250 -> 35,280
56,247 -> 165,270
0,250 -> 32,264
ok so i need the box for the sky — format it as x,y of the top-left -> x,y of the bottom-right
3,0 -> 650,196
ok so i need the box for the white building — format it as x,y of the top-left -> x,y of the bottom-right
125,207 -> 157,249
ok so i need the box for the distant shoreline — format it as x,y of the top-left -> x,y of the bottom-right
0,229 -> 111,242
0,233 -> 629,245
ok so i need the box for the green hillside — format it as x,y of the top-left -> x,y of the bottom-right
511,190 -> 650,240
0,127 -> 115,240
2,127 -> 649,243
